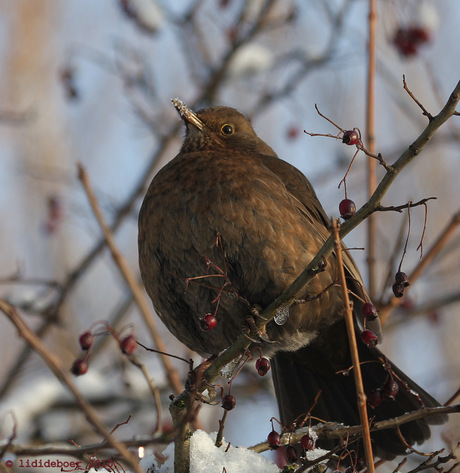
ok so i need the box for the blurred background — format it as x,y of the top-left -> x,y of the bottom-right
0,0 -> 459,471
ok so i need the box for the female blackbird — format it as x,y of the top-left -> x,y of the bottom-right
138,99 -> 444,459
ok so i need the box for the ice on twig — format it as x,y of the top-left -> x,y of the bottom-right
274,305 -> 289,325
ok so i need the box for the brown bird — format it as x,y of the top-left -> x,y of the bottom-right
138,99 -> 444,460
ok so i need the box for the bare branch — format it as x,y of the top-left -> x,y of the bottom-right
0,299 -> 144,473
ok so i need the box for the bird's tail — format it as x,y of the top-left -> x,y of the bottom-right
271,325 -> 446,460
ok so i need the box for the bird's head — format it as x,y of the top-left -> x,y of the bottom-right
171,98 -> 277,156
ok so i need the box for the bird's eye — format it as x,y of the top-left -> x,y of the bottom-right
221,124 -> 234,135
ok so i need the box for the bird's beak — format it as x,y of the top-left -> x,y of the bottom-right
171,98 -> 205,131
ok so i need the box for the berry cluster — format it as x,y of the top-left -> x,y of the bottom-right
360,302 -> 379,348
392,26 -> 430,57
368,377 -> 400,409
70,325 -> 137,376
267,425 -> 316,465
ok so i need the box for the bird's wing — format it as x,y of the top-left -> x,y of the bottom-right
260,154 -> 382,339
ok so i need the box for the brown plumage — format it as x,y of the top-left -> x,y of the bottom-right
138,99 -> 444,459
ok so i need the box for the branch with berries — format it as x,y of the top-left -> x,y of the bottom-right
202,78 -> 460,387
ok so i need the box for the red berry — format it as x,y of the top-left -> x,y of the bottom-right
120,334 -> 137,355
383,379 -> 399,400
342,129 -> 359,145
362,302 -> 378,320
222,394 -> 236,410
339,199 -> 356,220
79,331 -> 94,350
286,126 -> 300,140
368,388 -> 384,408
300,433 -> 315,450
284,445 -> 298,463
255,357 -> 271,376
361,329 -> 378,347
393,28 -> 418,56
409,26 -> 430,44
200,313 -> 217,331
392,26 -> 430,57
71,358 -> 88,376
267,430 -> 281,449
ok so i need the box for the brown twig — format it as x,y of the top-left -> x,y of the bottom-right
396,426 -> 434,457
403,75 -> 433,120
332,219 -> 375,472
391,457 -> 408,473
249,404 -> 460,454
416,202 -> 429,259
379,208 -> 460,323
366,0 -> 378,300
0,299 -> 144,473
376,197 -> 437,213
215,410 -> 228,448
405,446 -> 459,473
77,163 -> 182,395
398,201 -> 412,272
125,354 -> 163,436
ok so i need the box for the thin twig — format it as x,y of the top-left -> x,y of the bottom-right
366,0 -> 378,300
249,405 -> 460,454
379,208 -> 460,323
126,355 -> 163,436
376,197 -> 437,213
416,202 -> 429,259
77,163 -> 182,395
403,75 -> 433,120
332,219 -> 375,473
398,201 -> 411,273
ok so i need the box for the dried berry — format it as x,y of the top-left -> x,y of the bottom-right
383,379 -> 399,400
392,282 -> 405,298
120,334 -> 137,355
200,313 -> 217,331
339,199 -> 356,220
395,271 -> 410,287
255,357 -> 271,376
361,329 -> 378,347
362,302 -> 378,321
284,445 -> 298,463
71,358 -> 88,376
79,331 -> 94,351
267,430 -> 281,449
368,388 -> 384,408
222,394 -> 236,411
